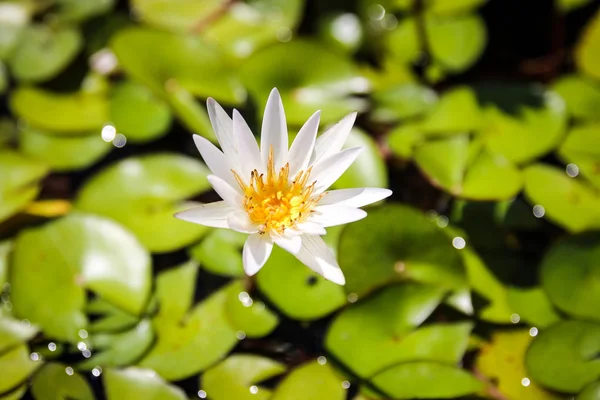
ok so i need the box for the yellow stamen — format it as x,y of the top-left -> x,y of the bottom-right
232,146 -> 321,235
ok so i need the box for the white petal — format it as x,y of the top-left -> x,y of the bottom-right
288,110 -> 320,176
243,234 -> 273,276
294,235 -> 345,285
261,88 -> 288,169
310,147 -> 363,193
309,205 -> 367,227
192,134 -> 239,190
207,175 -> 243,208
311,112 -> 356,164
227,212 -> 259,234
233,110 -> 262,175
294,221 -> 327,235
318,188 -> 392,208
207,98 -> 235,156
274,234 -> 302,255
174,201 -> 234,228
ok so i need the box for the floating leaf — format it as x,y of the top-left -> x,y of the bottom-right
414,134 -> 469,194
370,361 -> 483,399
10,213 -> 151,341
104,368 -> 187,400
385,17 -> 421,64
19,126 -> 112,172
54,0 -> 115,22
558,123 -> 600,190
576,9 -> 600,80
387,123 -> 423,159
338,204 -> 467,297
523,164 -> 600,232
155,260 -> 198,322
10,87 -> 108,133
578,381 -> 600,400
0,386 -> 26,400
87,298 -> 139,333
189,229 -> 246,277
461,148 -> 523,200
0,149 -> 48,223
0,317 -> 38,353
7,24 -> 82,82
326,283 -> 468,378
203,355 -> 286,400
109,80 -> 172,143
76,154 -> 212,253
0,344 -> 40,394
31,363 -> 94,400
130,0 -> 227,32
271,360 -> 345,400
552,74 -> 600,121
507,287 -> 561,328
371,83 -> 438,123
0,241 -> 10,288
418,86 -> 483,134
224,281 -> 278,339
526,320 -> 600,392
540,232 -> 600,322
0,3 -> 30,60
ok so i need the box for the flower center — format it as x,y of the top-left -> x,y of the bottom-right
232,147 -> 321,235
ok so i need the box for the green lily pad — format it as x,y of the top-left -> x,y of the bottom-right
0,241 -> 11,289
0,385 -> 26,400
461,148 -> 523,200
418,86 -> 483,134
256,244 -> 346,321
385,16 -> 421,64
87,298 -> 139,333
0,317 -> 38,353
578,381 -> 600,400
552,74 -> 600,121
427,0 -> 488,15
30,363 -> 94,400
338,204 -> 467,297
0,344 -> 41,394
558,123 -> 600,190
387,123 -> 423,159
109,80 -> 172,144
371,361 -> 483,399
203,354 -> 286,400
155,260 -> 198,322
110,27 -> 245,104
7,24 -> 82,82
139,282 -> 238,380
326,283 -> 470,378
19,126 -> 112,172
10,213 -> 152,341
333,128 -> 388,190
0,62 -> 6,95
130,0 -> 227,32
526,320 -> 600,392
224,281 -> 279,338
476,330 -> 561,400
576,9 -> 600,80
240,40 -> 368,126
414,134 -> 469,194
162,82 -> 216,141
523,164 -> 600,232
540,233 -> 600,322
0,3 -> 30,61
189,230 -> 246,277
76,154 -> 212,253
507,287 -> 561,328
371,83 -> 438,123
10,87 -> 108,133
271,360 -> 345,400
53,0 -> 115,22
104,368 -> 187,400
0,149 -> 48,224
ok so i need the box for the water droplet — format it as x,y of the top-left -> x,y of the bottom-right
317,356 -> 327,365
249,385 -> 258,394
276,27 -> 292,42
79,329 -> 88,339
510,313 -> 521,324
113,133 -> 127,148
521,377 -> 531,387
533,205 -> 545,218
101,125 -> 116,142
342,381 -> 351,389
436,215 -> 449,228
30,352 -> 40,361
82,349 -> 91,358
21,319 -> 30,327
529,327 -> 538,337
236,331 -> 246,340
65,367 -> 74,376
198,390 -> 207,398
382,14 -> 398,30
566,163 -> 579,178
77,342 -> 87,351
92,367 -> 102,377
48,342 -> 57,351
452,237 -> 466,250
347,293 -> 358,303
331,13 -> 361,45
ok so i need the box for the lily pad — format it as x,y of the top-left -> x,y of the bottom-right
10,87 -> 108,134
7,24 -> 82,82
371,83 -> 438,123
507,287 -> 561,328
523,164 -> 600,232
552,74 -> 600,121
130,0 -> 227,32
0,241 -> 11,289
87,298 -> 139,333
53,0 -> 115,22
326,283 -> 469,378
525,320 -> 600,392
0,317 -> 38,354
370,361 -> 483,399
418,86 -> 483,134
0,344 -> 41,394
0,2 -> 30,61
414,134 -> 469,194
202,354 -> 286,400
155,260 -> 198,322
578,381 -> 600,400
224,281 -> 279,338
338,204 -> 467,297
19,126 -> 112,172
240,40 -> 369,126
540,232 -> 600,322
30,363 -> 94,400
271,360 -> 345,400
104,368 -> 187,400
0,149 -> 48,224
189,229 -> 246,277
76,154 -> 212,253
558,123 -> 600,190
10,213 -> 152,341
576,9 -> 600,80
109,80 -> 172,143
461,148 -> 523,200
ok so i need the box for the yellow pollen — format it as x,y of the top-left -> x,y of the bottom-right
232,146 -> 321,235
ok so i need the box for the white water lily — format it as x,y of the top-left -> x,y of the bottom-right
176,88 -> 392,285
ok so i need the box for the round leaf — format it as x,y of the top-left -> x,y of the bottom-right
31,363 -> 94,400
0,3 -> 30,60
507,287 -> 561,328
0,344 -> 41,394
417,86 -> 483,134
461,148 -> 523,200
130,0 -> 227,32
104,368 -> 187,400
10,213 -> 152,341
76,154 -> 212,253
371,83 -> 438,123
271,360 -> 345,400
576,9 -> 600,80
224,281 -> 279,338
189,229 -> 246,277
155,260 -> 198,322
558,123 -> 600,190
552,74 -> 600,121
414,134 -> 469,194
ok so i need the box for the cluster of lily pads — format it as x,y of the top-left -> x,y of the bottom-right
1,0 -> 600,399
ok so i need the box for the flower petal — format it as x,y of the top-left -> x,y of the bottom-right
207,97 -> 235,155
261,88 -> 288,169
243,233 -> 273,276
294,221 -> 327,235
233,109 -> 262,176
192,134 -> 239,190
294,235 -> 345,285
310,147 -> 363,193
288,110 -> 320,176
207,175 -> 243,208
174,201 -> 234,228
309,205 -> 367,227
318,188 -> 392,208
274,234 -> 302,255
227,211 -> 259,234
311,112 -> 356,164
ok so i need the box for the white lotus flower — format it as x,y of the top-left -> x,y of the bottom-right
176,88 -> 392,285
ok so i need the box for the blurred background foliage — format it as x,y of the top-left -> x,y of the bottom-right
0,0 -> 600,399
